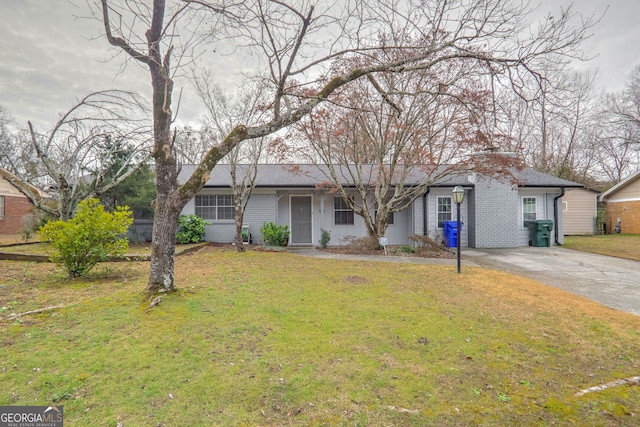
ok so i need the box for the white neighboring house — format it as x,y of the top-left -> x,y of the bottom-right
178,164 -> 583,248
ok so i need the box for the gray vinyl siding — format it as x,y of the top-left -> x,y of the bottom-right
241,193 -> 278,245
425,188 -> 468,247
183,166 -> 575,247
516,189 -> 562,247
381,205 -> 413,245
322,192 -> 368,245
412,195 -> 425,239
181,190 -> 277,244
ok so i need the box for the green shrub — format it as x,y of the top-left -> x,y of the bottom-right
260,222 -> 290,246
39,198 -> 133,277
319,229 -> 331,248
176,214 -> 209,244
399,244 -> 417,253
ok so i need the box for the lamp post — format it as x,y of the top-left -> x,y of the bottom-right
452,186 -> 465,274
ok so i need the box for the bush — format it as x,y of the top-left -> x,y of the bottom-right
399,244 -> 417,253
176,214 -> 209,244
20,226 -> 34,243
341,234 -> 380,250
408,234 -> 444,251
261,222 -> 290,246
39,198 -> 133,277
319,229 -> 331,248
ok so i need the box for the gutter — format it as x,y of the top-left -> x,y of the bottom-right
423,187 -> 430,236
553,187 -> 565,245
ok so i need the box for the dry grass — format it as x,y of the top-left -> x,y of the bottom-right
564,234 -> 640,261
0,234 -> 33,245
1,246 -> 639,426
0,241 -> 205,258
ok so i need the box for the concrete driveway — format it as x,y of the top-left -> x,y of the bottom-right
464,247 -> 640,316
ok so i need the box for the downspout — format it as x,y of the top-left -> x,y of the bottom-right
423,187 -> 430,237
553,187 -> 565,246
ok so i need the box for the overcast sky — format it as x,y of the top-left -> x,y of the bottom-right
1,0 -> 639,129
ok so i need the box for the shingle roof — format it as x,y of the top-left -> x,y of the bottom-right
512,168 -> 583,188
177,163 -> 583,189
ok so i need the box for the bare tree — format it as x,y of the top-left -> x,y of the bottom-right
279,62 -> 499,241
227,145 -> 264,250
1,90 -> 151,220
0,106 -> 12,162
492,68 -> 602,185
195,76 -> 269,252
550,71 -> 600,182
584,66 -> 640,184
592,126 -> 639,184
93,0 -> 594,294
173,126 -> 210,165
608,64 -> 640,147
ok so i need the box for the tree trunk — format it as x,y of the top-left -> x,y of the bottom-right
146,30 -> 181,294
147,197 -> 181,294
235,217 -> 246,253
235,204 -> 245,253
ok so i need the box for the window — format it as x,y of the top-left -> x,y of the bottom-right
334,197 -> 354,225
523,197 -> 537,228
0,196 -> 4,220
437,196 -> 452,228
195,195 -> 234,220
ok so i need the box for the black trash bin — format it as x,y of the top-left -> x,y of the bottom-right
528,220 -> 553,247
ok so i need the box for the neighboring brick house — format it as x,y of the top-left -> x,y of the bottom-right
0,167 -> 48,235
599,170 -> 640,234
179,164 -> 583,248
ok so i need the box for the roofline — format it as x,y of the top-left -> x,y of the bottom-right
599,169 -> 640,202
0,167 -> 50,198
201,182 -> 580,190
521,184 -> 583,188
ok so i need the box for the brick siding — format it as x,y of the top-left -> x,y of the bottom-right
0,195 -> 38,234
472,177 -> 519,248
605,200 -> 640,234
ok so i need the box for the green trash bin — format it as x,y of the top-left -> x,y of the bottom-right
528,220 -> 554,247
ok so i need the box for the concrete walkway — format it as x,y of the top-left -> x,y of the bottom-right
288,246 -> 640,316
287,246 -> 465,266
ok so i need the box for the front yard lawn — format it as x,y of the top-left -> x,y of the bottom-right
1,247 -> 639,425
564,234 -> 640,261
0,242 -> 205,258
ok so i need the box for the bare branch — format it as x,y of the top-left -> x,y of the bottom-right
100,0 -> 151,64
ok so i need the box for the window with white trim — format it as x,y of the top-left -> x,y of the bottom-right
437,196 -> 452,228
334,197 -> 354,225
195,195 -> 234,220
0,196 -> 4,220
523,197 -> 537,228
